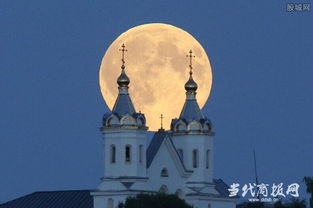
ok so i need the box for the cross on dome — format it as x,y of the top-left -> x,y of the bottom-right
117,43 -> 130,87
119,43 -> 128,65
186,49 -> 195,75
184,49 -> 198,92
160,114 -> 164,130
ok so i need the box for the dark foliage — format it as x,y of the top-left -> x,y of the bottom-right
274,199 -> 306,208
237,199 -> 306,208
237,201 -> 264,208
118,193 -> 193,208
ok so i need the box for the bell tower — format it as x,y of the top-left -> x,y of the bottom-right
92,44 -> 151,208
101,44 -> 148,178
171,50 -> 215,183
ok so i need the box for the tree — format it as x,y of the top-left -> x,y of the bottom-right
273,199 -> 306,208
274,200 -> 285,208
118,193 -> 193,208
237,199 -> 306,208
236,201 -> 264,208
304,177 -> 313,208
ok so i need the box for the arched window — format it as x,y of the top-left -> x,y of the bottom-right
159,185 -> 169,193
160,168 -> 169,177
108,117 -> 119,125
139,145 -> 143,164
176,123 -> 185,131
107,198 -> 114,208
110,145 -> 116,163
177,149 -> 183,162
121,116 -> 135,125
206,149 -> 210,169
189,122 -> 201,131
125,145 -> 131,162
192,149 -> 198,168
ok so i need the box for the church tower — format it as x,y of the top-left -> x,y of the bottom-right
171,50 -> 215,184
101,44 -> 148,178
92,44 -> 152,208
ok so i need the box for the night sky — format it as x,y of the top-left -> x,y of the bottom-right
0,0 -> 312,204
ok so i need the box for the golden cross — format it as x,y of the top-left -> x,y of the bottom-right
119,43 -> 128,64
186,49 -> 195,75
160,114 -> 164,129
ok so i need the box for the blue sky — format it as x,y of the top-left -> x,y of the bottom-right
0,0 -> 312,204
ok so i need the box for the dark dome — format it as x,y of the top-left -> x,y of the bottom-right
184,76 -> 198,92
117,65 -> 130,87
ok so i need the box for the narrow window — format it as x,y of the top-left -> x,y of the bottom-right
110,145 -> 116,163
192,149 -> 198,168
177,149 -> 183,162
125,145 -> 131,162
206,149 -> 210,169
107,198 -> 114,208
160,168 -> 169,177
208,204 -> 211,208
139,145 -> 143,164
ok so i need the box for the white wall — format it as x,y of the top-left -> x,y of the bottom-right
93,192 -> 137,208
147,140 -> 188,196
172,134 -> 214,183
103,129 -> 147,178
93,130 -> 236,208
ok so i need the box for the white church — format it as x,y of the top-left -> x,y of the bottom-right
0,45 -> 237,208
91,45 -> 237,208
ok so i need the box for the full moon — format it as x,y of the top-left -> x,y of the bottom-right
99,23 -> 212,131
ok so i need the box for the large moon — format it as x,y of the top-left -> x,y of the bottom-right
99,23 -> 212,131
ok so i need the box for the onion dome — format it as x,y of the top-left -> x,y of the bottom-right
185,71 -> 198,92
117,64 -> 130,87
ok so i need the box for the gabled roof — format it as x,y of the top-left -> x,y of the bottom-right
0,190 -> 93,208
146,130 -> 167,168
213,179 -> 234,198
186,179 -> 239,199
146,130 -> 192,177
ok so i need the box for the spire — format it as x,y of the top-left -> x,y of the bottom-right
179,49 -> 204,121
112,44 -> 135,116
102,44 -> 147,130
170,49 -> 213,135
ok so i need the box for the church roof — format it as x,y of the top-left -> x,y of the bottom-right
0,190 -> 93,208
214,179 -> 236,198
146,130 -> 167,168
186,179 -> 239,199
146,130 -> 192,178
170,50 -> 213,135
179,98 -> 204,122
101,44 -> 147,129
112,93 -> 136,116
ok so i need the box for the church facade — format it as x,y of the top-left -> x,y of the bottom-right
91,46 -> 237,208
